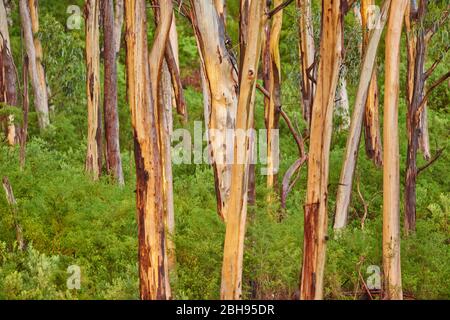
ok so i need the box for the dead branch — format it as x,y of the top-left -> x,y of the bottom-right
416,71 -> 450,119
267,0 -> 294,19
424,46 -> 450,80
417,147 -> 445,176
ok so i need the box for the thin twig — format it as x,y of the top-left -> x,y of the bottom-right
424,46 -> 450,80
416,71 -> 450,120
417,147 -> 445,175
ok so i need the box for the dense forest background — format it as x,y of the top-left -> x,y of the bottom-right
0,0 -> 449,299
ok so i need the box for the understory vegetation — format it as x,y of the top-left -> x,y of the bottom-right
0,0 -> 448,299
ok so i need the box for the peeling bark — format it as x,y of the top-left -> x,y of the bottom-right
0,0 -> 18,145
149,0 -> 174,299
102,0 -> 124,185
265,0 -> 283,192
221,0 -> 264,300
191,0 -> 239,222
300,0 -> 343,300
19,0 -> 49,129
20,56 -> 29,169
404,0 -> 436,235
361,0 -> 383,166
125,0 -> 169,300
27,0 -> 48,106
84,0 -> 102,180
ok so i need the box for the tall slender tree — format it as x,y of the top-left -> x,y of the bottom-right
149,0 -> 175,290
0,0 -> 18,145
114,0 -> 123,54
19,0 -> 49,129
265,0 -> 283,193
27,0 -> 48,107
84,0 -> 102,180
102,0 -> 124,185
125,0 -> 170,300
300,0 -> 342,300
334,0 -> 390,231
221,0 -> 264,299
296,0 -> 315,131
404,0 -> 449,234
191,0 -> 239,222
382,0 -> 408,300
361,0 -> 382,166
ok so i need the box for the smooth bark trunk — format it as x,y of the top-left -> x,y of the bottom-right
382,0 -> 407,300
296,0 -> 315,130
19,0 -> 49,129
114,0 -> 123,54
333,0 -> 390,231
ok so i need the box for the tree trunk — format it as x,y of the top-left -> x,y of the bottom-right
2,177 -> 25,250
191,0 -> 239,222
221,0 -> 264,300
361,0 -> 383,166
149,0 -> 174,298
245,0 -> 256,206
160,60 -> 176,273
165,15 -> 187,122
300,0 -> 342,300
265,0 -> 282,193
114,0 -> 123,54
102,0 -> 124,185
27,0 -> 48,106
296,0 -> 315,131
404,0 -> 428,235
125,0 -> 170,300
20,56 -> 29,169
335,71 -> 350,131
0,0 -> 18,145
382,0 -> 407,300
19,0 -> 49,129
84,0 -> 102,180
405,0 -> 430,163
333,0 -> 390,231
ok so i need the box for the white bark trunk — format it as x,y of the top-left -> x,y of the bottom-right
333,0 -> 390,231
